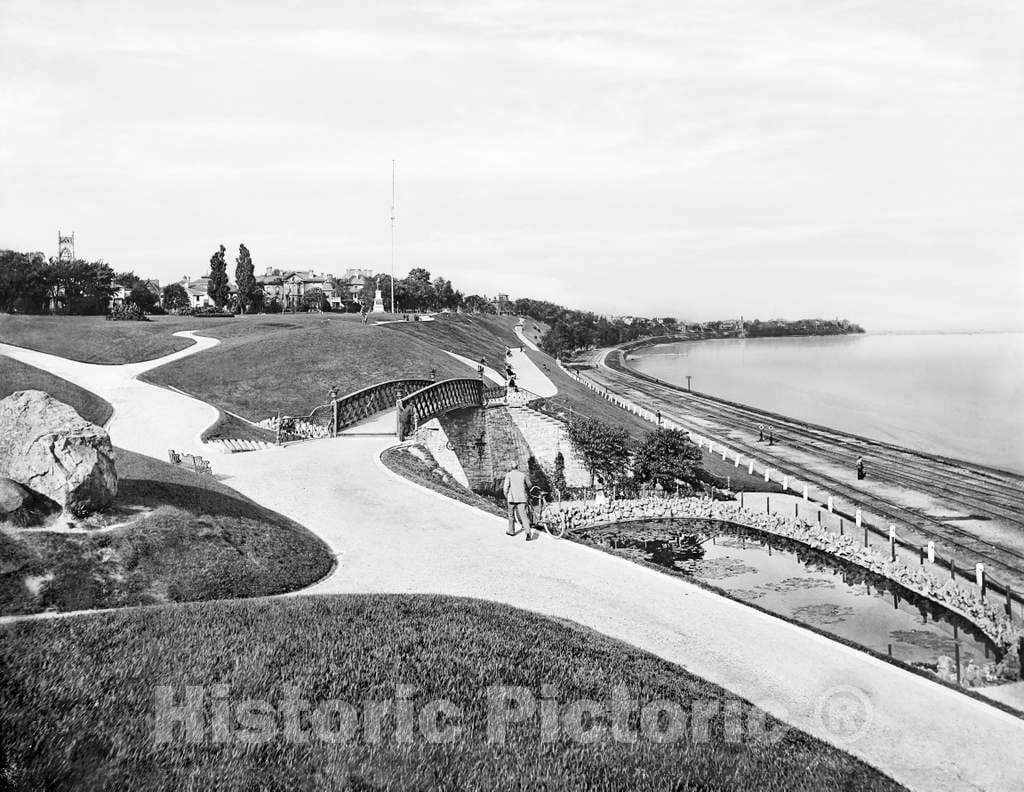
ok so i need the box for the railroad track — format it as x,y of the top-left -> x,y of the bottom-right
579,347 -> 1024,589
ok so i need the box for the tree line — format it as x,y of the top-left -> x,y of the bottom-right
0,250 -> 118,315
511,298 -> 680,359
562,420 -> 703,497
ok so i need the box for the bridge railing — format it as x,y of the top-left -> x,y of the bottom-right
401,378 -> 485,431
306,379 -> 434,435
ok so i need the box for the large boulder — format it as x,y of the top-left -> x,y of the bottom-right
0,390 -> 118,517
0,477 -> 30,515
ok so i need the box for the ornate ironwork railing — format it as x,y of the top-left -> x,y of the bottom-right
306,379 -> 433,435
401,378 -> 485,433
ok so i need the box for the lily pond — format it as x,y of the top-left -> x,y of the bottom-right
575,518 -> 998,674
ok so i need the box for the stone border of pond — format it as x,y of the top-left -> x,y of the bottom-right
547,497 -> 1022,686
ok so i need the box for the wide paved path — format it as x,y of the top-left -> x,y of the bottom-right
4,337 -> 1024,792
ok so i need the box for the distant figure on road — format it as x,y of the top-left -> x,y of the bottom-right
856,456 -> 866,480
502,460 -> 535,541
768,426 -> 775,445
758,423 -> 765,442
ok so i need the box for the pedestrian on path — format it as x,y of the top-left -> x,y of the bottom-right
857,456 -> 866,480
503,460 -> 535,541
768,426 -> 774,445
396,399 -> 416,441
758,423 -> 764,442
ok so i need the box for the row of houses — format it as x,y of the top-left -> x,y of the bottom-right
168,267 -> 377,310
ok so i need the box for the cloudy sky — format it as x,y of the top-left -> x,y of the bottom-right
2,0 -> 1022,331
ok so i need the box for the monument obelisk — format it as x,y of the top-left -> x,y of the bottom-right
372,276 -> 385,313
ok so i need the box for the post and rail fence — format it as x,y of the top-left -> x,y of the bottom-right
555,356 -> 1024,623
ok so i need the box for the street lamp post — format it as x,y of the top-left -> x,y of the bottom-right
329,385 -> 339,437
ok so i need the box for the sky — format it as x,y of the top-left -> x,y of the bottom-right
2,0 -> 1022,332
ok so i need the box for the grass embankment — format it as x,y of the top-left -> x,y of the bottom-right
0,357 -> 113,425
389,316 -> 776,492
145,314 -> 483,420
0,448 -> 333,615
0,594 -> 904,792
381,445 -> 505,518
0,314 -> 219,363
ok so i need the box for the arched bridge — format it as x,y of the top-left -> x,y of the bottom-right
402,378 -> 486,430
294,378 -> 538,441
306,379 -> 433,435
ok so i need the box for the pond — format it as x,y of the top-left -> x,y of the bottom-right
575,518 -> 998,674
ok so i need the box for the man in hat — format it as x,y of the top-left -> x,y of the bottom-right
502,460 -> 535,541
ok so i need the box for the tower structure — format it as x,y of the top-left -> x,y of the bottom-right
57,231 -> 75,262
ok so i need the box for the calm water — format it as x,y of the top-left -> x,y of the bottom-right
579,519 -> 996,671
630,333 -> 1024,474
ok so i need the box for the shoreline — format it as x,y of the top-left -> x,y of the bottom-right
609,334 -> 1024,481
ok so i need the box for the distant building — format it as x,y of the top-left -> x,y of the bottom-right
338,268 -> 376,306
109,279 -> 161,311
176,276 -> 214,309
256,267 -> 331,311
490,293 -> 514,315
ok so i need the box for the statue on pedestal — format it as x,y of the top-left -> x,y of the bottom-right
372,275 -> 385,313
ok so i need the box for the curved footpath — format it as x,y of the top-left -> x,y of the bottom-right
0,331 -> 220,460
3,336 -> 1024,792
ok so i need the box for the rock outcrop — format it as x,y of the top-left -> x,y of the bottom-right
0,390 -> 117,517
0,477 -> 30,515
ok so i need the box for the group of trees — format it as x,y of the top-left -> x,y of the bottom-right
356,268 -> 469,314
565,419 -> 702,496
511,298 -> 680,359
0,250 -> 118,315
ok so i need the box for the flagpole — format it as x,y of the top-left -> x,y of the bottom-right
390,160 -> 396,315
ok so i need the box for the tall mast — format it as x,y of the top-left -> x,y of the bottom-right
390,160 -> 396,314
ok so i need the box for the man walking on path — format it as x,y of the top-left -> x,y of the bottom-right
758,424 -> 764,442
502,460 -> 535,541
857,456 -> 866,480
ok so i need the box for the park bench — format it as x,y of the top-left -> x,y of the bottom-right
167,449 -> 212,475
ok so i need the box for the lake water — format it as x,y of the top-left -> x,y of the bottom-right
629,333 -> 1024,474
577,519 -> 996,673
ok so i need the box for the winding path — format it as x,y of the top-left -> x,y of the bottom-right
3,335 -> 1024,792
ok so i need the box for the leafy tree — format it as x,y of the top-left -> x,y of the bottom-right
128,282 -> 158,313
551,451 -> 567,496
401,268 -> 435,310
302,288 -> 329,312
114,271 -> 142,290
524,456 -> 549,494
207,245 -> 230,308
53,259 -> 115,315
234,244 -> 258,314
634,428 -> 702,493
161,283 -> 190,312
462,294 -> 495,314
566,417 -> 633,491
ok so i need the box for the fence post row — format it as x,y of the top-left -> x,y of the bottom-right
563,350 -> 1024,618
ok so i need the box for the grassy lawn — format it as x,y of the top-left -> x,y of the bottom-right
0,357 -> 113,426
381,445 -> 505,518
144,314 -> 487,420
0,594 -> 904,791
0,314 -> 220,363
0,448 -> 333,615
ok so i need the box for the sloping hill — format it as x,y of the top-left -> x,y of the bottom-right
0,357 -> 113,426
